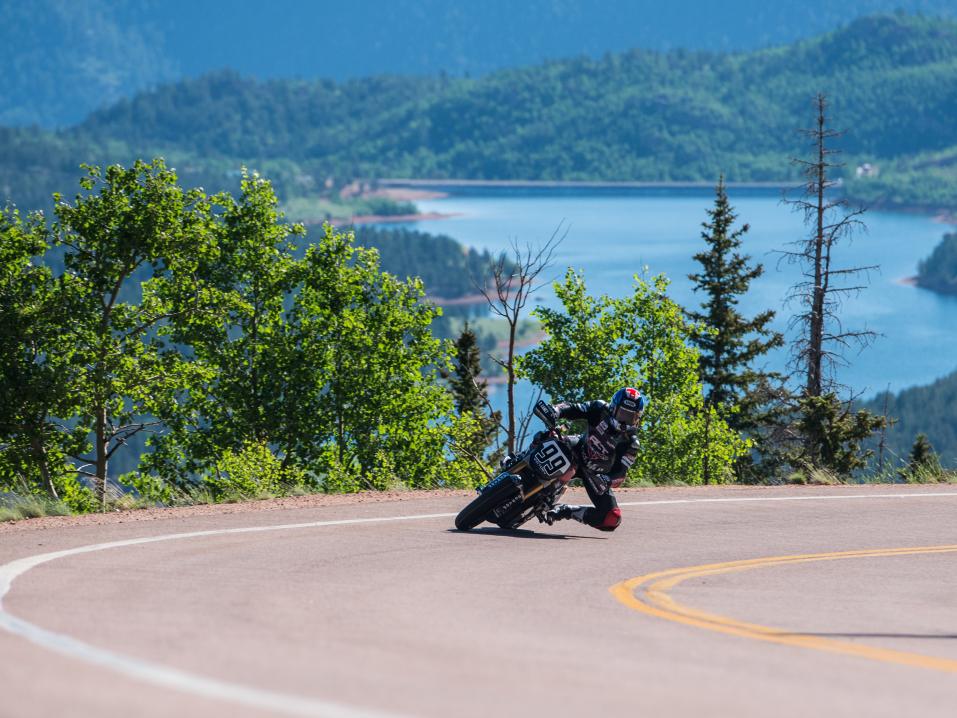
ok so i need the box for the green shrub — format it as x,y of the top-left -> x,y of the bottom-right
202,441 -> 308,500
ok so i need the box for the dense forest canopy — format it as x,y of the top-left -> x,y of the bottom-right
863,371 -> 957,468
72,15 -> 957,170
916,233 -> 957,294
5,14 -> 957,213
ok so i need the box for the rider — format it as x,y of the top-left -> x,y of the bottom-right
544,387 -> 647,532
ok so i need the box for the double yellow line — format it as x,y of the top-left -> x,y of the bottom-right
610,545 -> 957,673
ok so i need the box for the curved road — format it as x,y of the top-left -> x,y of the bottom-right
1,485 -> 956,717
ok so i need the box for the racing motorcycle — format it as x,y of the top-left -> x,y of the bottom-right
454,400 -> 578,531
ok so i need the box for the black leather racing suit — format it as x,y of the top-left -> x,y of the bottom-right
553,400 -> 639,531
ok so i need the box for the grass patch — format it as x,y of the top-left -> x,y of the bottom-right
787,468 -> 840,485
0,495 -> 74,522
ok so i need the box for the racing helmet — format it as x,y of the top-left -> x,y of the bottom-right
610,387 -> 647,426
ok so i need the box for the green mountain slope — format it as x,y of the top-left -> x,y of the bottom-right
5,14 -> 957,211
6,2 -> 957,128
916,233 -> 957,294
0,1 -> 176,128
64,15 -> 957,181
864,371 -> 957,468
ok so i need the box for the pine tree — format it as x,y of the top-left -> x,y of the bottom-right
795,393 -> 884,476
448,323 -> 486,415
445,323 -> 502,465
687,176 -> 784,433
899,433 -> 942,481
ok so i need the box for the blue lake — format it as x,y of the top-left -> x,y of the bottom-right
400,187 -> 957,407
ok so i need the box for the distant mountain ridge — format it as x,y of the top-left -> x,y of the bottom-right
4,1 -> 957,128
5,13 -> 957,211
71,15 -> 957,172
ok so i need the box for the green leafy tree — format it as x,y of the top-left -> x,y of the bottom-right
293,224 -> 455,489
144,170 -> 308,487
520,269 -> 748,484
53,159 -> 216,506
146,178 -> 463,493
0,207 -> 91,508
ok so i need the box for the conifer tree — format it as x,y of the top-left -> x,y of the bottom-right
445,323 -> 502,466
784,95 -> 874,399
687,177 -> 784,433
899,433 -> 942,481
782,94 -> 885,476
448,323 -> 486,415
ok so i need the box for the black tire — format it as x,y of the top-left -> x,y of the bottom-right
455,482 -> 518,531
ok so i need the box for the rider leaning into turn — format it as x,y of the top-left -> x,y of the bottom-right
544,387 -> 647,532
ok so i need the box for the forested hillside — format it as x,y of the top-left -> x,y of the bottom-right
917,233 -> 957,294
5,2 -> 956,128
4,14 -> 957,215
864,371 -> 957,468
72,15 -> 957,177
0,1 -> 176,127
355,226 -> 498,301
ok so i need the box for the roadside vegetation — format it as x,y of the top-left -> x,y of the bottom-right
0,159 -> 745,519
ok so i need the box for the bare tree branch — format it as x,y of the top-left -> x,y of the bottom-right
472,222 -> 566,453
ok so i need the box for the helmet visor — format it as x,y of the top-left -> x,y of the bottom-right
614,404 -> 640,426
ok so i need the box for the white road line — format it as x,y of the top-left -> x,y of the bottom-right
1,491 -> 956,716
618,490 -> 957,507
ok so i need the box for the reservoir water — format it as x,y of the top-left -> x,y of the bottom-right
402,186 -> 957,407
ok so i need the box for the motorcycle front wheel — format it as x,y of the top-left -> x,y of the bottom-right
454,481 -> 520,531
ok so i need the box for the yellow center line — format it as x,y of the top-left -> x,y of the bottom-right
610,545 -> 957,674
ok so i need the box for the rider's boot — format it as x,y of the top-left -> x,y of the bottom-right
545,504 -> 587,525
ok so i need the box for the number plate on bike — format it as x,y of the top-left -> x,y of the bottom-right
531,440 -> 572,479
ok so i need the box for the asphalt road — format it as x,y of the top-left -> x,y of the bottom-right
2,485 -> 956,718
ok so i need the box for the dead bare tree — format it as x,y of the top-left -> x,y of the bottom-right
780,94 -> 884,471
476,226 -> 563,454
782,93 -> 877,397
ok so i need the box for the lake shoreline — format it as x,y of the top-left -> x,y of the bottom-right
302,211 -> 460,226
380,179 -> 957,224
379,178 -> 792,190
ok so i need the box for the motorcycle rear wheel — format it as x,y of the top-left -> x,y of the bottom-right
454,482 -> 518,531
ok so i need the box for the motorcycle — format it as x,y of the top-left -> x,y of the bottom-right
454,399 -> 579,531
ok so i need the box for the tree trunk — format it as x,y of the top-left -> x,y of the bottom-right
807,95 -> 827,400
30,433 -> 58,500
95,405 -> 108,510
506,318 -> 517,454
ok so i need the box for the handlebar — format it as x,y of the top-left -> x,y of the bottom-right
533,399 -> 558,429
